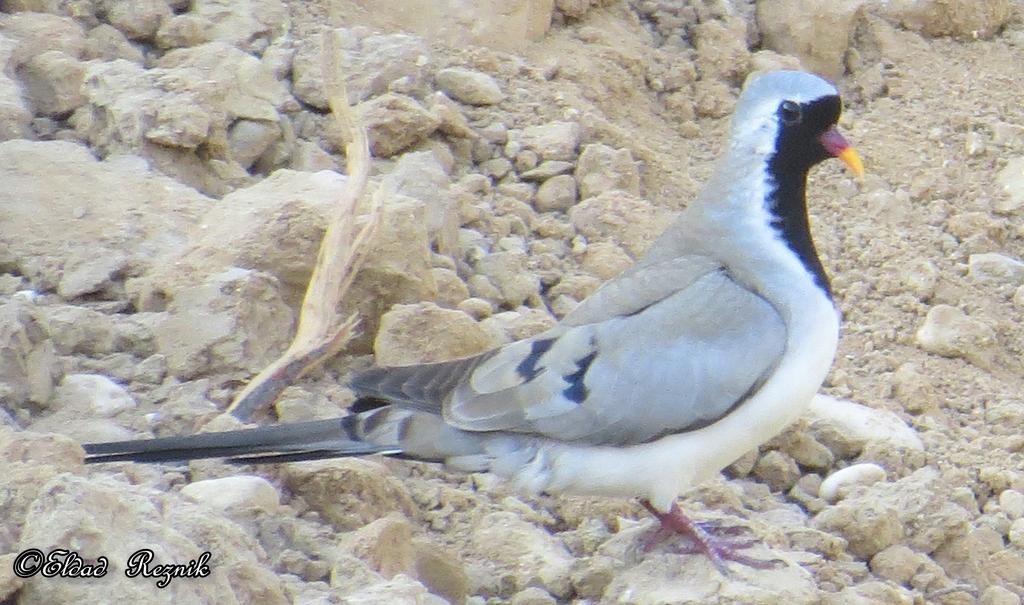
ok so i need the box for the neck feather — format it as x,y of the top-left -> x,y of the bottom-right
764,166 -> 831,297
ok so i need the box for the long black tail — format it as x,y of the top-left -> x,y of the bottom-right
83,417 -> 402,465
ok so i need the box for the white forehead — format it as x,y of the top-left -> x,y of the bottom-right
732,70 -> 838,130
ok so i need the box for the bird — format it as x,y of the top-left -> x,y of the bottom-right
84,70 -> 864,572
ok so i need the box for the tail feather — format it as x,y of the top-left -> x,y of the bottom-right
349,355 -> 487,413
83,418 -> 400,465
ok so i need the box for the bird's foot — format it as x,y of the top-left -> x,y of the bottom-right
640,500 -> 783,575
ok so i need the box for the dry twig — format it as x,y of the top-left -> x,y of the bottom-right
226,29 -> 383,421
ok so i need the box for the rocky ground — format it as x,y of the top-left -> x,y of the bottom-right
1,0 -> 1024,604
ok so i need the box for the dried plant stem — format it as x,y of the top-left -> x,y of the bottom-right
227,29 -> 383,421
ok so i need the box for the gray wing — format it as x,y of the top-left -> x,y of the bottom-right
352,256 -> 787,446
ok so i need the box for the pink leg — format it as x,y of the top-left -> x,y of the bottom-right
640,500 -> 782,574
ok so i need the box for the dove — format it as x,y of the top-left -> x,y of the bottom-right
84,70 -> 864,571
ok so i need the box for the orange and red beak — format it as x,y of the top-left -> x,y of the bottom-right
819,128 -> 864,179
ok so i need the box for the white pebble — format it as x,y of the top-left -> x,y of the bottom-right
968,253 -> 1024,286
181,475 -> 280,511
999,489 -> 1024,519
819,463 -> 887,503
964,131 -> 986,156
808,395 -> 925,451
1009,519 -> 1024,547
995,156 -> 1024,213
55,374 -> 136,417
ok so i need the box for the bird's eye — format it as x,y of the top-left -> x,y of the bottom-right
780,101 -> 802,124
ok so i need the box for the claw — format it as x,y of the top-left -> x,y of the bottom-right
639,500 -> 782,574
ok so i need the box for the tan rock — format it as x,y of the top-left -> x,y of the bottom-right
432,268 -> 470,308
813,467 -> 971,558
548,273 -> 602,302
521,160 -> 574,181
340,513 -> 416,578
339,192 -> 436,331
0,69 -> 32,141
70,42 -> 288,193
191,0 -> 287,50
510,587 -> 557,605
292,28 -> 432,109
602,547 -> 819,604
569,191 -> 673,257
0,427 -> 83,555
0,299 -> 58,407
359,93 -> 441,157
480,308 -> 556,343
694,17 -> 751,85
0,12 -> 87,65
752,449 -> 801,492
985,401 -> 1024,438
933,527 -> 1009,590
84,23 -> 144,63
336,0 -> 554,52
227,118 -> 281,169
0,426 -> 84,470
515,121 -> 582,161
104,0 -> 171,41
915,304 -> 999,370
979,586 -> 1022,605
820,581 -> 914,605
436,67 -> 504,105
164,169 -> 345,299
57,250 -> 128,299
995,156 -> 1024,213
384,151 -> 457,240
813,496 -> 904,558
16,473 -> 287,604
0,553 -> 23,603
374,302 -> 495,366
768,426 -> 834,470
757,0 -> 864,80
53,374 -> 136,417
457,297 -> 494,320
467,273 -> 503,304
515,149 -> 539,172
874,0 -> 1010,39
341,574 -> 444,605
155,14 -> 213,49
534,174 -> 578,213
289,139 -> 339,172
471,511 -> 574,598
413,538 -> 470,604
901,259 -> 939,300
575,143 -> 640,199
869,544 -> 925,585
580,241 -> 633,281
16,50 -> 85,116
330,553 -> 385,596
155,42 -> 289,122
283,458 -> 416,531
153,267 -> 293,380
474,250 -> 540,307
570,555 -> 615,599
968,252 -> 1024,286
430,91 -> 478,140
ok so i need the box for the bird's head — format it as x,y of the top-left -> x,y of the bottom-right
729,70 -> 863,179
